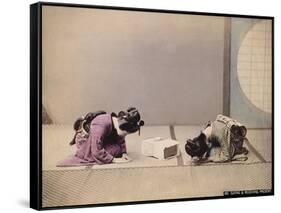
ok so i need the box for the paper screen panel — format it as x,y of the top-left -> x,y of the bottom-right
237,20 -> 272,113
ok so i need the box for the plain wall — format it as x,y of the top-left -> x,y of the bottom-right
42,6 -> 225,125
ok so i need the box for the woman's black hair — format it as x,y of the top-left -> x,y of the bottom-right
69,117 -> 84,145
185,133 -> 209,158
69,110 -> 106,145
118,107 -> 144,134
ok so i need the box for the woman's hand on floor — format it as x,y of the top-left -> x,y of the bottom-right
112,156 -> 131,164
122,153 -> 132,162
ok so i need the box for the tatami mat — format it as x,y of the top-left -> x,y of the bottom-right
43,125 -> 272,170
42,163 -> 272,207
43,169 -> 92,207
43,125 -> 88,170
246,129 -> 272,162
43,125 -> 178,171
42,125 -> 272,208
174,126 -> 263,166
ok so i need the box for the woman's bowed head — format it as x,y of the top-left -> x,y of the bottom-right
116,107 -> 145,136
185,115 -> 249,164
58,107 -> 144,167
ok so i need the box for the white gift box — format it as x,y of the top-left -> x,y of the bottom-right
141,137 -> 180,160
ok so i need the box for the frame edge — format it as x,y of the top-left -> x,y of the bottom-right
30,2 -> 42,210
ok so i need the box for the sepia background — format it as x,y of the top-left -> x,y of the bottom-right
41,5 -> 272,208
42,6 -> 226,125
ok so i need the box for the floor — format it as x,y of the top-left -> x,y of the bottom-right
42,125 -> 272,208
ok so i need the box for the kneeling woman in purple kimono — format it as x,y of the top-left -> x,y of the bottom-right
57,107 -> 144,167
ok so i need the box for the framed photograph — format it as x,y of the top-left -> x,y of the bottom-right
30,2 -> 274,210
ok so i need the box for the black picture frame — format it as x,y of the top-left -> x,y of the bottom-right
30,1 -> 274,210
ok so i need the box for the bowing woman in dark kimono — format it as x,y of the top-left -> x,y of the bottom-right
57,107 -> 144,167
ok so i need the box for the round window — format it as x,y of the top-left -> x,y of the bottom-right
237,20 -> 272,113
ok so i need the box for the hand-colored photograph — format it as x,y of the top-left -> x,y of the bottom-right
30,2 -> 273,210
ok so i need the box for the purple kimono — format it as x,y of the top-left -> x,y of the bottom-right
57,114 -> 126,167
